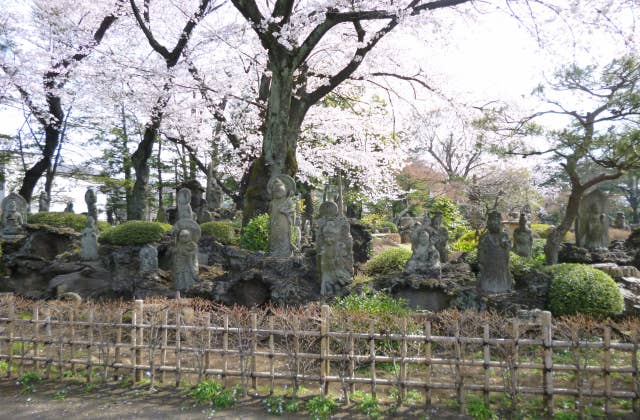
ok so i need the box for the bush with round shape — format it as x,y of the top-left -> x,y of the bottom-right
361,214 -> 398,233
452,230 -> 480,251
28,212 -> 110,232
99,221 -> 171,246
200,221 -> 237,245
509,252 -> 543,280
364,247 -> 412,276
547,263 -> 624,317
240,214 -> 269,252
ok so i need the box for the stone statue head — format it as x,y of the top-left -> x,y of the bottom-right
518,212 -> 528,228
431,211 -> 443,228
267,174 -> 296,199
85,188 -> 96,204
7,200 -> 17,213
487,211 -> 502,233
178,229 -> 192,243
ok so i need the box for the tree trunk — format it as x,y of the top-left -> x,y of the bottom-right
544,187 -> 584,265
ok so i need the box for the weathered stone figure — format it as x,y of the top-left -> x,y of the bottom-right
576,189 -> 609,251
430,211 -> 449,263
1,192 -> 27,235
512,212 -> 533,257
478,211 -> 513,294
38,191 -> 50,212
613,211 -> 628,230
398,216 -> 415,243
293,212 -> 302,251
303,219 -> 312,245
267,174 -> 296,257
173,188 -> 201,290
80,216 -> 99,261
64,202 -> 74,213
139,244 -> 158,274
206,163 -> 223,210
85,188 -> 98,221
316,200 -> 354,296
405,220 -> 441,277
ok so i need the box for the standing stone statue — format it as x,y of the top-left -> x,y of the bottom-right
398,216 -> 416,244
478,211 -> 513,294
512,212 -> 533,257
316,200 -> 354,296
38,191 -> 50,213
80,216 -> 99,261
64,202 -> 74,213
206,163 -> 224,211
430,211 -> 449,263
172,188 -> 201,290
303,219 -> 312,245
293,212 -> 302,252
267,174 -> 296,257
405,219 -> 441,277
85,188 -> 98,222
613,211 -> 628,230
1,192 -> 27,235
576,189 -> 609,251
139,244 -> 158,275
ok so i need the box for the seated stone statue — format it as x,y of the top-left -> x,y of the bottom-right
478,211 -> 513,294
3,200 -> 24,235
512,212 -> 533,257
405,221 -> 441,277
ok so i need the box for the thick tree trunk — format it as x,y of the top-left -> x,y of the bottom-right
19,115 -> 61,203
544,188 -> 584,265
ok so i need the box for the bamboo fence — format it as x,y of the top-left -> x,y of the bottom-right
0,294 -> 638,417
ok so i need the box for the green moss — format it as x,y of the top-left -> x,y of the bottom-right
99,221 -> 171,246
28,212 -> 110,232
240,214 -> 269,252
364,247 -> 412,276
200,221 -> 237,245
546,263 -> 624,317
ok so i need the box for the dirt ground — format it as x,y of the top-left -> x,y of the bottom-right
0,379 -> 467,419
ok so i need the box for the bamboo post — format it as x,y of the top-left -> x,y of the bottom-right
424,319 -> 432,407
33,304 -> 39,371
572,328 -> 583,418
633,333 -> 639,414
320,305 -> 330,396
369,318 -> 376,399
175,306 -> 182,388
114,311 -> 122,380
541,311 -> 553,417
205,313 -> 211,380
222,314 -> 229,388
400,317 -> 408,401
483,324 -> 490,406
348,328 -> 355,395
70,308 -> 76,376
131,308 -> 137,382
269,317 -> 275,395
86,309 -> 94,383
251,312 -> 258,390
43,306 -> 52,380
454,321 -> 464,414
134,300 -> 143,383
293,317 -> 300,396
603,326 -> 612,416
6,297 -> 14,379
160,310 -> 168,384
511,320 -> 519,411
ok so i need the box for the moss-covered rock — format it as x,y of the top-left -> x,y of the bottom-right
99,221 -> 171,246
547,263 -> 624,317
200,221 -> 237,245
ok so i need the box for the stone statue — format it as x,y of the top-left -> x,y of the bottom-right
38,191 -> 50,213
267,174 -> 296,257
64,202 -> 74,213
173,188 -> 201,290
316,200 -> 354,296
80,216 -> 99,261
430,211 -> 449,263
139,244 -> 158,275
576,189 -> 609,251
477,211 -> 513,294
512,212 -> 533,257
303,219 -> 312,245
206,163 -> 223,210
398,216 -> 416,244
613,211 -> 628,230
1,193 -> 27,235
404,219 -> 441,277
293,211 -> 302,252
85,188 -> 98,222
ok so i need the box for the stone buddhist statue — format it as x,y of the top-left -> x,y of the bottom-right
303,219 -> 312,245
139,244 -> 158,275
80,216 -> 99,261
172,188 -> 201,290
293,212 -> 302,252
316,200 -> 354,296
576,189 -> 609,251
405,220 -> 441,277
206,163 -> 223,211
1,193 -> 27,236
613,211 -> 628,230
38,191 -> 50,212
267,174 -> 296,257
477,211 -> 513,294
512,212 -> 533,257
64,202 -> 74,213
430,211 -> 449,263
85,188 -> 98,222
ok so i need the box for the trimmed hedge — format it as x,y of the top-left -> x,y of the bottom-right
547,263 -> 624,317
240,214 -> 269,252
200,221 -> 237,245
99,221 -> 171,246
364,247 -> 412,276
28,212 -> 110,232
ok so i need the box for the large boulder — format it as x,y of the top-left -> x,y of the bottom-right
47,262 -> 113,298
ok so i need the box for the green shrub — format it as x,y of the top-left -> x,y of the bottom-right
509,252 -> 543,279
306,395 -> 337,420
240,213 -> 269,252
452,230 -> 480,251
466,395 -> 496,420
28,212 -> 110,232
464,249 -> 478,270
361,214 -> 398,233
200,221 -> 237,245
98,221 -> 171,246
190,379 -> 236,408
430,197 -> 469,241
334,287 -> 410,317
547,263 -> 624,317
531,223 -> 553,238
364,247 -> 412,276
